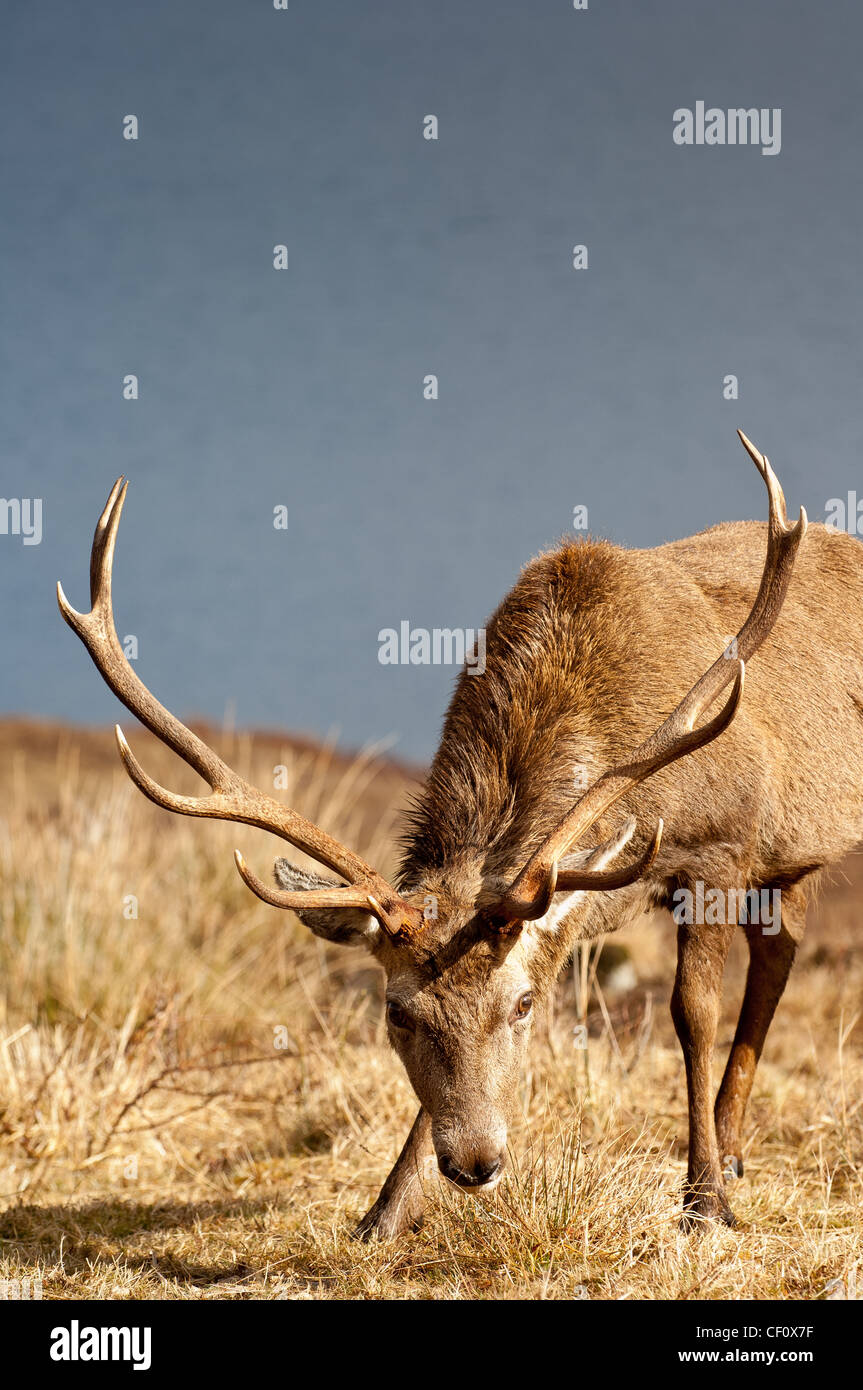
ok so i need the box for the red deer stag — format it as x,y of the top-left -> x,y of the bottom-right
59,432 -> 863,1235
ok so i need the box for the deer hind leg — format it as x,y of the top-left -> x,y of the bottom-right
714,883 -> 805,1181
670,917 -> 737,1228
353,1107 -> 433,1241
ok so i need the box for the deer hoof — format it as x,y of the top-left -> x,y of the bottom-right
679,1194 -> 737,1232
353,1200 -> 424,1243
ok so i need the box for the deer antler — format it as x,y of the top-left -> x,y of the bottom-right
491,431 -> 807,925
57,478 -> 423,940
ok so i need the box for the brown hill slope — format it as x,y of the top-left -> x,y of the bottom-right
0,717 -> 859,1299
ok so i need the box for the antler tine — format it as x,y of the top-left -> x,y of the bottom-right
653,434 -> 805,747
90,475 -> 127,609
501,818 -> 665,923
58,477 -> 226,797
556,816 -> 664,893
234,851 -> 380,913
59,480 -> 422,941
737,429 -> 792,532
495,434 -> 807,924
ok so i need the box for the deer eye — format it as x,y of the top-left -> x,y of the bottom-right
513,990 -> 533,1021
386,1001 -> 414,1032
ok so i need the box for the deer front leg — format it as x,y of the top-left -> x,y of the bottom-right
354,1108 -> 433,1241
670,919 -> 736,1229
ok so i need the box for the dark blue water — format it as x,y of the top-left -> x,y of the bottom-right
2,1 -> 861,759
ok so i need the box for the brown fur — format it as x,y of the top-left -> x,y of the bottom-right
299,518 -> 863,1236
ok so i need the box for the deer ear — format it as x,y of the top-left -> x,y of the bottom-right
273,859 -> 378,946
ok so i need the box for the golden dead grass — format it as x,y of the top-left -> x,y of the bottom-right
0,719 -> 860,1300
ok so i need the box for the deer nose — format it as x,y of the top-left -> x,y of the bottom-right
438,1153 -> 503,1188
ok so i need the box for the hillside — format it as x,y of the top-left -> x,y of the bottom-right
0,717 -> 859,1300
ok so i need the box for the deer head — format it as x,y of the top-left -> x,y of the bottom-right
58,431 -> 806,1190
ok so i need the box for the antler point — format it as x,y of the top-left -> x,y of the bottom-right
56,580 -> 76,618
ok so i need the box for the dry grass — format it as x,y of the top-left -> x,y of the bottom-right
0,719 -> 860,1300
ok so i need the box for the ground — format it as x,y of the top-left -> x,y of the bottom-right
0,719 -> 860,1300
